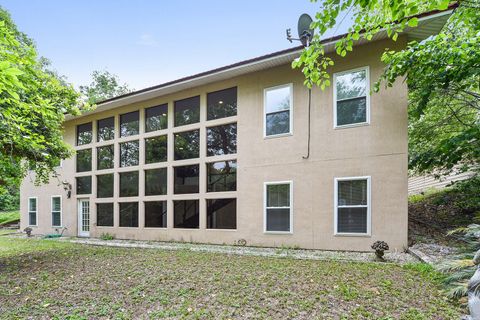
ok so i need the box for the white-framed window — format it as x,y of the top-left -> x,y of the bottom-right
51,196 -> 62,227
264,84 -> 293,137
28,197 -> 38,226
334,176 -> 371,236
333,66 -> 370,128
264,181 -> 293,233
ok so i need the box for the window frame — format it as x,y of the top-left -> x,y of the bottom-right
51,195 -> 62,227
263,83 -> 294,138
333,66 -> 370,129
263,181 -> 293,234
334,176 -> 371,236
28,196 -> 38,227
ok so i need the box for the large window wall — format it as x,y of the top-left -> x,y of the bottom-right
74,86 -> 238,231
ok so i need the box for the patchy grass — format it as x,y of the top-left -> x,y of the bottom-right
0,210 -> 19,226
0,237 -> 462,319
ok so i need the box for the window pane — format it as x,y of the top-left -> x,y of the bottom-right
97,145 -> 114,170
207,161 -> 237,192
119,202 -> 138,227
174,96 -> 200,127
97,117 -> 115,142
76,149 -> 92,172
338,179 -> 368,206
29,211 -> 36,225
174,200 -> 199,228
120,140 -> 139,167
29,198 -> 37,211
145,201 -> 167,228
336,70 -> 367,100
97,174 -> 114,198
145,168 -> 167,196
119,171 -> 139,197
267,184 -> 290,207
174,130 -> 199,160
266,208 -> 290,232
52,212 -> 61,227
207,198 -> 236,229
52,197 -> 61,211
266,111 -> 290,136
336,97 -> 367,126
207,87 -> 237,120
97,203 -> 114,227
337,207 -> 367,233
76,176 -> 92,195
207,123 -> 237,156
266,86 -> 291,113
77,122 -> 92,145
145,135 -> 167,164
120,111 -> 139,137
174,165 -> 199,194
145,104 -> 168,132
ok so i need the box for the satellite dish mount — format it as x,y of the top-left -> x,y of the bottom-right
286,13 -> 314,47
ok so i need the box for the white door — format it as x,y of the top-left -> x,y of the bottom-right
78,199 -> 90,237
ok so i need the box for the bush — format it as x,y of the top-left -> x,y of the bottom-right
100,233 -> 115,241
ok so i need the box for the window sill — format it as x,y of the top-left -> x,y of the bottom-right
334,232 -> 371,237
263,132 -> 293,140
264,231 -> 293,235
334,122 -> 370,130
205,228 -> 237,232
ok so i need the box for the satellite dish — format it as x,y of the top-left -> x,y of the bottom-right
286,13 -> 314,47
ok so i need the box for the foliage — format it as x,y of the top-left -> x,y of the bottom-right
0,184 -> 19,210
0,7 -> 87,194
80,70 -> 132,104
100,232 -> 115,240
295,0 -> 479,177
0,210 -> 19,226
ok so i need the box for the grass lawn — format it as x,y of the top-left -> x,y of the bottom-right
0,210 -> 20,226
0,237 -> 462,319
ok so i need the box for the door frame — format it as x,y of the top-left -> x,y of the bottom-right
77,199 -> 90,237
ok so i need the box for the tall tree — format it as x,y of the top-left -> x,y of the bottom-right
294,1 -> 479,177
0,7 -> 86,194
80,70 -> 132,104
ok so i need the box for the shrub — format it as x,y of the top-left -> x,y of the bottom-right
100,233 -> 115,241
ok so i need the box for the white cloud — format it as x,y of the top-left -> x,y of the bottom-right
137,34 -> 159,47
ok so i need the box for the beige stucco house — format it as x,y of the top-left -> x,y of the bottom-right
20,9 -> 452,251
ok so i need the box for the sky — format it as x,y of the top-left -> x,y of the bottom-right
1,0 -> 351,91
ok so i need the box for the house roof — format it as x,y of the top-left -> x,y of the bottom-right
67,6 -> 456,120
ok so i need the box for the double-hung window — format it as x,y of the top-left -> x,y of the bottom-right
51,196 -> 62,227
334,67 -> 370,128
264,181 -> 292,233
28,197 -> 37,226
335,176 -> 371,235
264,84 -> 293,137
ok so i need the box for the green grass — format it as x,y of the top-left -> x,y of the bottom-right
0,210 -> 19,226
0,236 -> 463,319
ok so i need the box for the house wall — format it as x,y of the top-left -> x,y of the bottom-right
20,37 -> 408,251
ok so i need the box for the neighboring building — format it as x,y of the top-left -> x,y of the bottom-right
408,170 -> 475,194
20,9 -> 452,251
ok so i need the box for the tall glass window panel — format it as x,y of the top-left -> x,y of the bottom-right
97,203 -> 113,227
120,140 -> 139,167
207,161 -> 237,192
145,201 -> 167,228
145,168 -> 167,196
145,135 -> 167,164
206,123 -> 237,156
76,149 -> 92,172
97,117 -> 115,142
337,178 -> 368,234
119,171 -> 139,197
207,198 -> 236,229
265,85 -> 292,136
97,145 -> 114,170
174,130 -> 199,160
174,165 -> 199,194
77,122 -> 92,146
265,183 -> 291,232
174,96 -> 200,127
76,176 -> 92,195
119,202 -> 138,227
207,87 -> 237,120
28,198 -> 37,226
174,200 -> 199,229
51,196 -> 61,227
335,69 -> 368,126
97,173 -> 114,198
145,104 -> 168,132
119,111 -> 139,137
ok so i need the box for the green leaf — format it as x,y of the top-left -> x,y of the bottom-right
408,17 -> 418,28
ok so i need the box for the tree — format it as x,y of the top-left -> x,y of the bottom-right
80,70 -> 132,104
0,7 -> 86,195
294,0 -> 479,177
